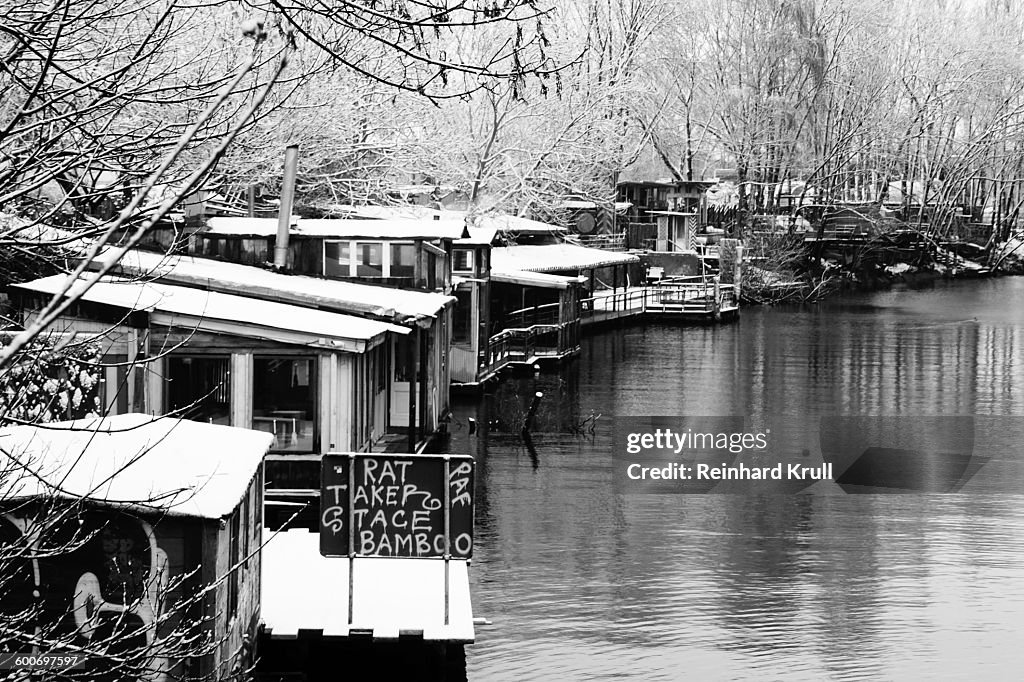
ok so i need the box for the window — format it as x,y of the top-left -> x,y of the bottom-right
100,354 -> 129,416
426,252 -> 437,290
228,508 -> 240,621
324,240 -> 416,279
324,240 -> 351,277
166,356 -> 230,425
355,242 -> 383,276
253,357 -> 317,452
394,335 -> 413,383
390,243 -> 416,279
453,289 -> 473,344
453,248 -> 474,274
375,342 -> 388,393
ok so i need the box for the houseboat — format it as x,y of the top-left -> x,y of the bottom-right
0,414 -> 270,680
8,269 -> 441,528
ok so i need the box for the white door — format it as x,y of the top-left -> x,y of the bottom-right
390,335 -> 411,428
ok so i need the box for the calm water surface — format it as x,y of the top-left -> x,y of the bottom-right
447,277 -> 1024,681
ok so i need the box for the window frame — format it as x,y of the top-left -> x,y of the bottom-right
452,248 -> 475,275
323,239 -> 417,278
164,353 -> 232,426
251,354 -> 319,454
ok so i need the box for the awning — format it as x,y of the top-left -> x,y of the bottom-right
91,248 -> 454,323
261,529 -> 475,642
13,274 -> 409,352
491,244 -> 640,273
490,269 -> 586,290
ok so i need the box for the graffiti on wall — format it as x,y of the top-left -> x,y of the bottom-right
0,509 -> 172,681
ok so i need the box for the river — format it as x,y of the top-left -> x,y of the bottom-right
448,277 -> 1024,681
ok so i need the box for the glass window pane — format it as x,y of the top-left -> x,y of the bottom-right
356,242 -> 383,276
253,357 -> 316,453
167,356 -> 231,425
324,241 -> 350,278
453,249 -> 474,273
390,244 -> 415,279
453,289 -> 472,343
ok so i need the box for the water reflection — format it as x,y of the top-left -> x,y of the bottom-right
449,278 -> 1024,680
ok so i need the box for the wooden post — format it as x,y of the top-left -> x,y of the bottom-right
407,329 -> 418,452
523,392 -> 543,433
713,276 -> 721,319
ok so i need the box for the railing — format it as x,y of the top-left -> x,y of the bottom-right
479,278 -> 738,379
483,323 -> 577,375
564,232 -> 627,250
503,302 -> 561,328
581,280 -> 739,320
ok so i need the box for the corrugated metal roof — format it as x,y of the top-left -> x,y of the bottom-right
491,244 -> 640,274
92,248 -> 454,324
0,414 -> 271,519
13,274 -> 407,347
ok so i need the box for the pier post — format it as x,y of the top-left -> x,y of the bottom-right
713,276 -> 721,319
523,392 -> 544,433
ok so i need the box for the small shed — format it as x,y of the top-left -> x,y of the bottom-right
0,414 -> 272,681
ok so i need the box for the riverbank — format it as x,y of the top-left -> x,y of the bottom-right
744,245 -> 1020,304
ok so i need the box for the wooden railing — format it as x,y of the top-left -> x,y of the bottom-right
581,280 -> 738,319
564,232 -> 627,250
483,323 -> 577,375
478,278 -> 737,379
503,302 -> 561,328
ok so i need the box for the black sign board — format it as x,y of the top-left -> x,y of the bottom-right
320,453 -> 474,559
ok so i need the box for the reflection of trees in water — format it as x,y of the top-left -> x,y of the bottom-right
483,365 -> 583,435
729,300 -> 1023,416
682,495 -> 890,677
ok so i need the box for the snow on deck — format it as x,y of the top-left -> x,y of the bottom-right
0,414 -> 271,519
261,528 -> 475,642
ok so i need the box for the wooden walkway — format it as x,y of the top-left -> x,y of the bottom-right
581,280 -> 739,327
478,279 -> 739,378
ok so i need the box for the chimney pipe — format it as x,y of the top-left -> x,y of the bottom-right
274,144 -> 299,269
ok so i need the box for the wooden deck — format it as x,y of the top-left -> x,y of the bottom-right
581,280 -> 739,327
468,279 -> 739,382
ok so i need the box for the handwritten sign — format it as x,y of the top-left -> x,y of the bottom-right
319,453 -> 474,559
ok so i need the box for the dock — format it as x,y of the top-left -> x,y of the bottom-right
581,278 -> 739,327
478,277 -> 739,377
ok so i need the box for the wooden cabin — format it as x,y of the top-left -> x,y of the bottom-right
86,247 -> 455,450
192,216 -> 460,292
0,414 -> 270,681
618,180 -> 715,250
450,231 -> 494,385
9,270 -> 450,527
481,244 -> 640,372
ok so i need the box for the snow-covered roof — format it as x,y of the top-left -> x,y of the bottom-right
13,274 -> 407,351
0,414 -> 271,519
491,244 -> 640,274
327,205 -> 567,236
91,248 -> 454,324
490,270 -> 586,290
204,216 -> 465,240
261,528 -> 474,641
559,200 -> 633,212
